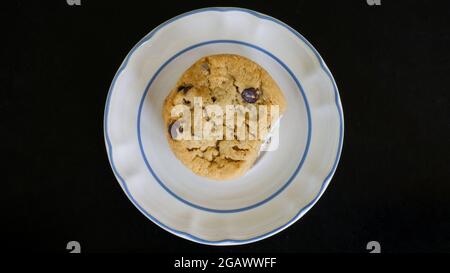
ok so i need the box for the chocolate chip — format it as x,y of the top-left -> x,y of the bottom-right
177,84 -> 193,93
168,121 -> 175,136
241,88 -> 261,103
201,62 -> 210,72
211,96 -> 217,103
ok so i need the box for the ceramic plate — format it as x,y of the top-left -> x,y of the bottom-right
104,7 -> 344,245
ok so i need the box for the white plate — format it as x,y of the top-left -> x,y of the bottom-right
104,7 -> 344,245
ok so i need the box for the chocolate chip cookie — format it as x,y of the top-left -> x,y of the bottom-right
162,54 -> 286,180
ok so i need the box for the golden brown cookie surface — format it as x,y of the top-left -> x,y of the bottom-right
163,54 -> 286,180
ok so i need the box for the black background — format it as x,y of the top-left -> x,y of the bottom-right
4,0 -> 450,253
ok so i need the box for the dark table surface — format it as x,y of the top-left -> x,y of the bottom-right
5,0 -> 450,253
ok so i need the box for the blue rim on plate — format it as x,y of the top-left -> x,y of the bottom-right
137,39 -> 312,213
104,7 -> 344,245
